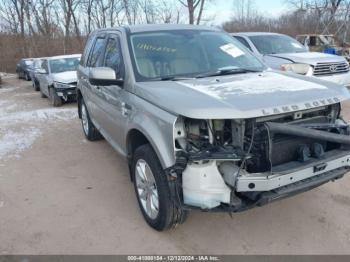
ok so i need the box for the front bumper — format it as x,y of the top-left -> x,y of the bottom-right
236,149 -> 350,192
254,166 -> 347,207
316,72 -> 350,88
55,88 -> 77,98
182,149 -> 350,211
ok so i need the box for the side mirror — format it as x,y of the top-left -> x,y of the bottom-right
89,67 -> 123,86
36,68 -> 47,74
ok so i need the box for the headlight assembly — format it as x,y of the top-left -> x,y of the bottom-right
53,82 -> 71,89
281,63 -> 313,75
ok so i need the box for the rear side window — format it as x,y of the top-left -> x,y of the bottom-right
87,37 -> 106,67
104,37 -> 123,76
233,36 -> 252,51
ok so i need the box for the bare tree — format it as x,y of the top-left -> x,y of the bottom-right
59,0 -> 81,53
179,0 -> 206,24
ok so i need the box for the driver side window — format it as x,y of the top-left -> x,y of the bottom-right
87,37 -> 106,68
42,60 -> 49,72
104,36 -> 123,76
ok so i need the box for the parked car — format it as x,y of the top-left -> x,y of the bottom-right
296,34 -> 350,61
36,54 -> 81,106
231,32 -> 350,88
78,24 -> 350,231
30,58 -> 45,91
16,58 -> 34,81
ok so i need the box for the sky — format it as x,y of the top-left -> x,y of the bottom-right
208,0 -> 287,25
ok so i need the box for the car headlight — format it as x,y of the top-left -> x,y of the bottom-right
53,82 -> 71,89
281,63 -> 312,75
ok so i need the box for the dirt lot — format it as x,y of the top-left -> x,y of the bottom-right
1,77 -> 350,255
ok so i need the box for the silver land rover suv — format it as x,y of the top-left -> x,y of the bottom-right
77,24 -> 350,231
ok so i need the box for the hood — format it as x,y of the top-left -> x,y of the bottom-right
267,52 -> 346,66
51,71 -> 77,83
134,71 -> 350,119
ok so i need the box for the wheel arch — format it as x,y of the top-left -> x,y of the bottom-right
126,126 -> 175,171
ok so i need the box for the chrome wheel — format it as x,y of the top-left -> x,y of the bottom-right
81,103 -> 89,135
135,159 -> 159,219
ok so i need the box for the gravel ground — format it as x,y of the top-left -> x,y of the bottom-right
1,78 -> 350,255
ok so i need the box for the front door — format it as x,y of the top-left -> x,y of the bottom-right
95,33 -> 127,154
37,59 -> 50,96
84,35 -> 107,126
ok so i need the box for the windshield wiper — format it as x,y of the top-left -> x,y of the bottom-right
149,76 -> 194,81
195,67 -> 262,78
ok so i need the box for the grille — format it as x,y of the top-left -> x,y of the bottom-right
313,62 -> 349,76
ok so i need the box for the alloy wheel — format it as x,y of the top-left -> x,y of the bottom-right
81,103 -> 89,135
135,159 -> 159,219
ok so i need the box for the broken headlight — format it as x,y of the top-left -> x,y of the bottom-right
281,63 -> 312,75
53,82 -> 72,89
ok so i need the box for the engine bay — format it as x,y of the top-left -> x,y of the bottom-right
174,103 -> 349,173
172,103 -> 350,210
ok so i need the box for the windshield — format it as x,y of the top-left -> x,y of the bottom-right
24,60 -> 33,65
249,34 -> 307,55
34,59 -> 43,68
321,35 -> 335,46
129,30 -> 265,81
49,57 -> 80,73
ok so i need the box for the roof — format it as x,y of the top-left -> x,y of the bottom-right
97,24 -> 222,34
296,34 -> 334,37
46,54 -> 81,60
230,32 -> 283,37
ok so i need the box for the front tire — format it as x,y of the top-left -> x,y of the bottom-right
39,85 -> 47,98
133,144 -> 188,231
49,87 -> 62,107
80,99 -> 103,141
34,80 -> 40,91
25,73 -> 30,81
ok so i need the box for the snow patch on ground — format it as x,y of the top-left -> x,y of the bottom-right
0,101 -> 19,117
0,86 -> 20,94
0,127 -> 42,160
13,92 -> 37,97
0,103 -> 77,160
0,108 -> 78,124
0,73 -> 16,79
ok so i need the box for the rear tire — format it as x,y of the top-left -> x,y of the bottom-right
80,99 -> 103,141
49,87 -> 62,107
132,144 -> 188,231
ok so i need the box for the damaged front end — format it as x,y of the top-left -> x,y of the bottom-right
170,103 -> 350,212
